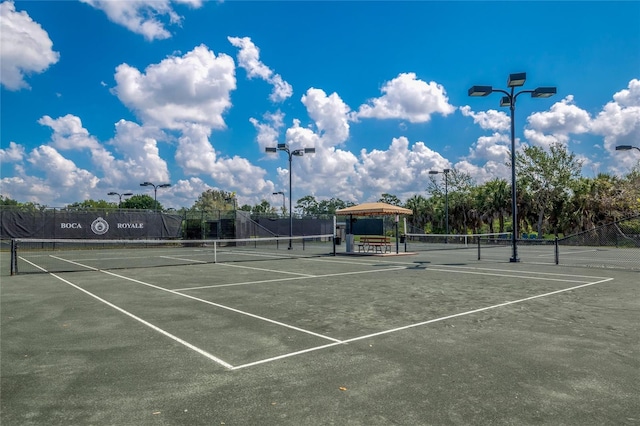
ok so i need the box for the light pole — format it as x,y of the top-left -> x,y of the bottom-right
469,73 -> 556,262
615,145 -> 640,152
273,191 -> 285,216
107,191 -> 133,205
428,169 -> 451,236
140,181 -> 171,211
265,143 -> 315,249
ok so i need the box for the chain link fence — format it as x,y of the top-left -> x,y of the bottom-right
556,214 -> 640,270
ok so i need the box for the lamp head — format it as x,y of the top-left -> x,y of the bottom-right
123,192 -> 133,196
468,86 -> 493,97
140,182 -> 152,187
292,150 -> 304,156
531,87 -> 557,98
158,184 -> 171,189
507,72 -> 526,87
615,145 -> 632,151
265,147 -> 277,153
428,171 -> 438,175
500,96 -> 512,107
304,147 -> 316,154
107,191 -> 118,195
277,143 -> 287,149
443,168 -> 451,174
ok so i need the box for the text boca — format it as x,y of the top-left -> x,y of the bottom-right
60,223 -> 82,228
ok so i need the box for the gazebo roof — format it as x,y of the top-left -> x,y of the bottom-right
335,202 -> 413,216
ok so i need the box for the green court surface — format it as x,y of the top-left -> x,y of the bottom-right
1,249 -> 638,425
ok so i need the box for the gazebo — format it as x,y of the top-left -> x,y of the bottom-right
335,202 -> 413,253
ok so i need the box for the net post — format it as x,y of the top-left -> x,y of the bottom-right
477,236 -> 481,260
214,240 -> 218,263
554,236 -> 559,265
10,239 -> 17,275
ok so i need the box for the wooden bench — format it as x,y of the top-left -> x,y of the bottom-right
358,236 -> 392,253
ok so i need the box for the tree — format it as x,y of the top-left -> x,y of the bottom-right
191,189 -> 236,211
121,194 -> 159,210
378,193 -> 401,206
404,194 -> 432,233
65,199 -> 115,209
0,195 -> 19,206
296,195 -> 319,216
476,179 -> 510,234
516,142 -> 582,237
252,200 -> 275,214
316,198 -> 350,215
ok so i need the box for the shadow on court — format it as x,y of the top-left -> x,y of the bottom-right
1,251 -> 638,425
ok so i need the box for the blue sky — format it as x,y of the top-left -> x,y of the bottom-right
1,1 -> 639,210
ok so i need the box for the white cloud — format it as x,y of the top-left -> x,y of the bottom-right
466,132 -> 511,165
80,0 -> 202,41
459,106 -> 509,131
353,137 -> 450,200
228,36 -> 293,102
175,123 -> 217,174
250,110 -> 285,151
301,88 -> 351,146
107,119 -> 171,184
356,73 -> 455,123
0,1 -> 59,90
38,115 -> 101,150
209,156 -> 273,198
0,141 -> 25,163
591,79 -> 640,168
524,95 -> 592,148
113,45 -> 236,130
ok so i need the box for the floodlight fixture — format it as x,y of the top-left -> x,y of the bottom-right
532,87 -> 557,98
507,72 -> 526,87
468,85 -> 493,97
139,181 -> 171,211
108,191 -> 134,204
615,145 -> 640,152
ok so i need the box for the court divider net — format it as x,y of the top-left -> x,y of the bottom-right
402,232 -> 511,253
10,234 -> 335,275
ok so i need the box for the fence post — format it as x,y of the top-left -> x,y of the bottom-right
554,237 -> 559,265
477,236 -> 481,260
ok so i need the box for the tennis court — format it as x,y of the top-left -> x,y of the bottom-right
1,240 -> 638,425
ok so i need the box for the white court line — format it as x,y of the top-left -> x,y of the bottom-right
174,266 -> 406,291
536,249 -> 598,258
214,262 -> 317,277
18,257 -> 234,369
422,264 -> 609,280
37,254 -> 617,370
50,255 -> 342,345
231,277 -> 614,370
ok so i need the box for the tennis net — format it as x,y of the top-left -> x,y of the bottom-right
10,235 -> 335,275
403,232 -> 511,253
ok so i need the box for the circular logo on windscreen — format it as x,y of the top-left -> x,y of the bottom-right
91,217 -> 109,235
